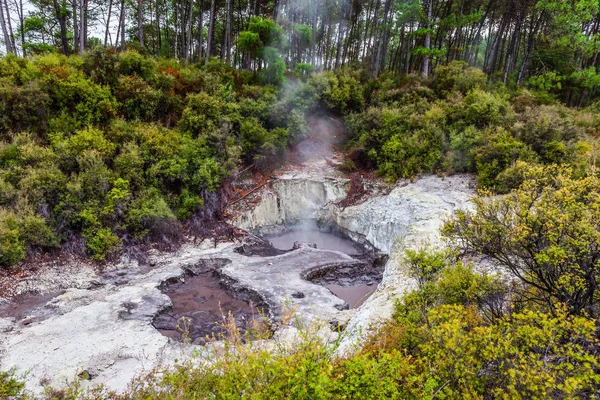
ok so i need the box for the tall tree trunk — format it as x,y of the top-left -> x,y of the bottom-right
156,0 -> 161,53
0,0 -> 13,54
311,1 -> 317,65
198,0 -> 204,60
517,12 -> 544,84
83,0 -> 88,49
503,19 -> 521,84
53,0 -> 69,55
342,0 -> 354,67
180,3 -> 186,58
272,0 -> 279,20
324,6 -> 333,69
174,2 -> 179,57
186,0 -> 194,62
224,0 -> 232,64
104,0 -> 114,47
361,0 -> 375,61
17,0 -> 24,55
119,0 -> 126,51
422,0 -> 432,78
79,0 -> 85,53
374,0 -> 391,76
334,0 -> 346,69
138,0 -> 144,47
72,0 -> 79,53
205,0 -> 216,63
3,0 -> 14,53
366,0 -> 381,70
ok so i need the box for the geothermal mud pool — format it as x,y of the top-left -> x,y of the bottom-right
153,259 -> 267,344
263,225 -> 383,310
153,227 -> 384,344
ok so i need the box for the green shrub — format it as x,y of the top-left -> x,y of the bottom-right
432,60 -> 486,97
459,88 -> 513,129
0,210 -> 25,267
0,369 -> 25,398
116,75 -> 162,121
474,127 -> 536,191
446,125 -> 482,172
127,189 -> 178,238
84,227 -> 121,260
321,70 -> 364,114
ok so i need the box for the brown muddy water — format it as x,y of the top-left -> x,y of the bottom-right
266,229 -> 362,256
326,283 -> 377,308
0,291 -> 61,322
153,272 -> 264,344
265,224 -> 383,310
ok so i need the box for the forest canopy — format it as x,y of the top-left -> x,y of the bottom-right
0,0 -> 598,104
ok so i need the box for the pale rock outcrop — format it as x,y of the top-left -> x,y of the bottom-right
231,170 -> 348,231
330,175 -> 475,355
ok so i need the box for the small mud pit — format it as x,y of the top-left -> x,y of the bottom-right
326,284 -> 377,308
153,264 -> 267,345
0,291 -> 61,323
263,221 -> 384,309
264,222 -> 364,256
306,262 -> 383,309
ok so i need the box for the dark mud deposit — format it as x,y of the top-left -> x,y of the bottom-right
263,222 -> 384,309
153,259 -> 268,344
0,291 -> 62,324
305,261 -> 383,309
267,229 -> 362,256
154,225 -> 384,343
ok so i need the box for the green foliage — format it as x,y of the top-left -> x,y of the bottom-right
116,76 -> 162,121
127,189 -> 178,238
474,127 -> 536,192
432,61 -> 486,97
247,16 -> 286,48
446,125 -> 482,172
0,209 -> 26,267
84,227 -> 121,260
0,52 -> 318,268
444,164 -> 600,316
459,88 -> 513,129
320,70 -> 364,114
260,47 -> 287,86
237,31 -> 262,55
0,369 -> 25,398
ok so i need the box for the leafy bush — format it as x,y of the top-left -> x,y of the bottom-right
474,127 -> 537,191
444,164 -> 600,316
432,60 -> 486,97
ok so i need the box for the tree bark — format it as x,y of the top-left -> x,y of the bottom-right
224,0 -> 232,64
53,0 -> 69,55
72,0 -> 79,53
334,0 -> 347,69
422,0 -> 432,78
138,0 -> 144,47
79,0 -> 85,53
185,0 -> 193,61
198,0 -> 204,60
104,0 -> 114,47
3,0 -> 14,53
205,0 -> 216,63
17,0 -> 24,55
0,0 -> 13,54
119,0 -> 126,51
374,0 -> 391,76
